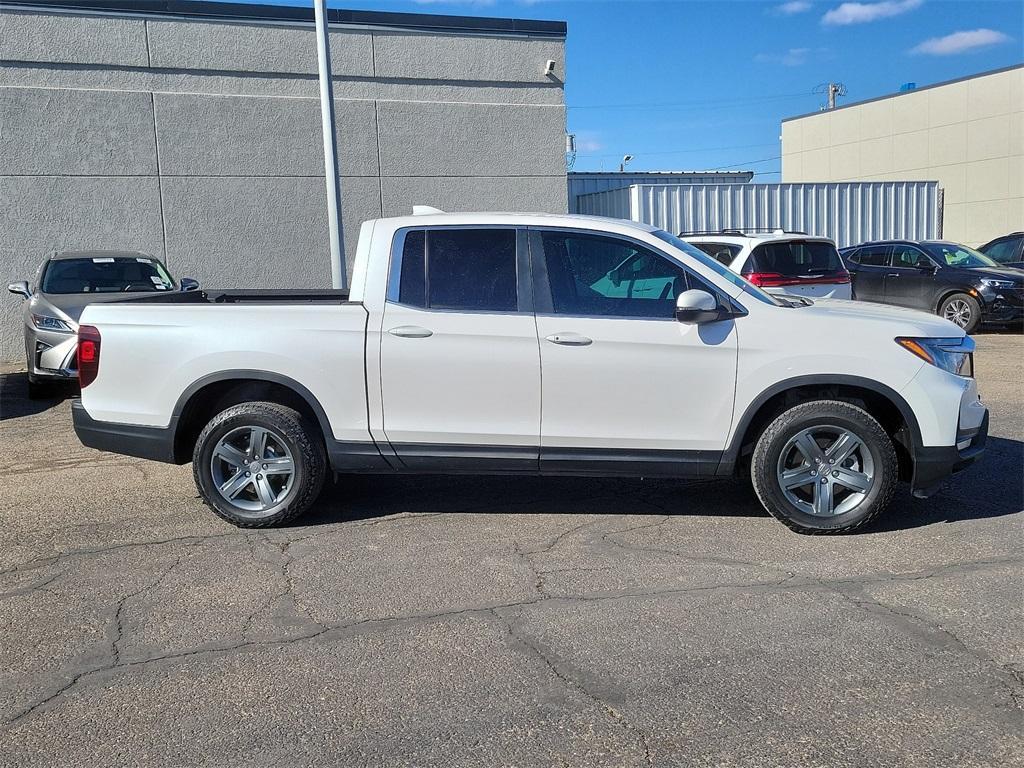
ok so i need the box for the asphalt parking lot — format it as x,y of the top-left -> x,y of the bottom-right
0,333 -> 1021,767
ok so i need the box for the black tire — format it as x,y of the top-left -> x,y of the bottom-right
26,377 -> 51,400
938,292 -> 981,334
750,400 -> 897,535
193,401 -> 326,528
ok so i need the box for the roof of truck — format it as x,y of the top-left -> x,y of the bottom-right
378,211 -> 660,233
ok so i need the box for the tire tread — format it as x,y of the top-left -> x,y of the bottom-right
750,400 -> 897,535
192,401 -> 325,528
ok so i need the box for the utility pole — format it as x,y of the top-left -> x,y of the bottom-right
313,0 -> 347,290
814,82 -> 847,111
827,82 -> 846,110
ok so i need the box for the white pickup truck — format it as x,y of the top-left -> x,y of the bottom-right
72,211 -> 988,534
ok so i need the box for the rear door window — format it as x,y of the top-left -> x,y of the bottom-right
745,241 -> 844,276
854,245 -> 891,267
391,228 -> 518,312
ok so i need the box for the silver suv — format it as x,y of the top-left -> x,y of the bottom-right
7,251 -> 197,398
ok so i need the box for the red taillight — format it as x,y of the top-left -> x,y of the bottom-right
78,325 -> 101,388
745,271 -> 851,287
745,272 -> 793,287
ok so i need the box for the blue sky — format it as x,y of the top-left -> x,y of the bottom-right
221,0 -> 1022,176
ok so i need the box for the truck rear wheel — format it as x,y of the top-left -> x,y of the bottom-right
193,401 -> 326,528
750,400 -> 897,534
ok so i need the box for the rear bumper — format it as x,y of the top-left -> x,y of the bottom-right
72,399 -> 178,463
910,410 -> 988,498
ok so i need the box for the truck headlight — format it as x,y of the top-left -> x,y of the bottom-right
896,337 -> 974,377
31,314 -> 75,333
980,279 -> 1015,289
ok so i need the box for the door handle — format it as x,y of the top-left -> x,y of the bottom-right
388,325 -> 433,338
545,333 -> 592,347
886,273 -> 900,278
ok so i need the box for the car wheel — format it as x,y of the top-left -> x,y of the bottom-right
750,400 -> 897,535
26,376 -> 51,400
193,401 -> 326,528
939,293 -> 981,334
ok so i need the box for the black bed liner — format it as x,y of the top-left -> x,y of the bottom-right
109,289 -> 353,305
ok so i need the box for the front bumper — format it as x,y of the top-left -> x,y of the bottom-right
910,410 -> 988,498
981,287 -> 1024,323
72,400 -> 178,463
28,326 -> 78,380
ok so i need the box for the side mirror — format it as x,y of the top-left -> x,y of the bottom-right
179,277 -> 200,292
918,263 -> 938,273
675,289 -> 725,324
7,281 -> 30,299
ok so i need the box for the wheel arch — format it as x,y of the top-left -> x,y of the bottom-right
721,375 -> 922,479
934,286 -> 979,313
170,370 -> 332,464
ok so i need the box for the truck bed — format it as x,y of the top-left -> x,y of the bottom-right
107,289 -> 352,305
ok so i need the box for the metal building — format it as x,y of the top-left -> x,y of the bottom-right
781,64 -> 1022,246
0,0 -> 567,360
575,181 -> 942,247
567,171 -> 753,213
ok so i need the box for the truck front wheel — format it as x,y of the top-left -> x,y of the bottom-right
193,401 -> 326,528
750,400 -> 897,534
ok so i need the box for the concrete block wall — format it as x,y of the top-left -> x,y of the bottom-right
781,65 -> 1023,247
0,3 -> 567,361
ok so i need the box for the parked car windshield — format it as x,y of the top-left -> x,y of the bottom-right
922,243 -> 1001,269
651,230 -> 783,306
41,257 -> 175,294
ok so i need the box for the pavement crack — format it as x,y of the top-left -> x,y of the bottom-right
0,570 -> 63,600
494,607 -> 653,767
110,553 -> 184,668
831,583 -> 1023,711
0,532 -> 242,577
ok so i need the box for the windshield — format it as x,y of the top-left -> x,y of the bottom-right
651,230 -> 783,306
41,257 -> 175,294
922,243 -> 1000,269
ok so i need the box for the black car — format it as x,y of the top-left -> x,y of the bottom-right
841,240 -> 1024,333
979,232 -> 1024,270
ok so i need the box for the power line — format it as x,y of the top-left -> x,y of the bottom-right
569,92 -> 806,111
577,141 -> 779,160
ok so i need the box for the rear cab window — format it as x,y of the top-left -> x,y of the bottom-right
389,227 -> 519,312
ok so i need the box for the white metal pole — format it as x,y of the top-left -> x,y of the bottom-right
314,0 -> 347,290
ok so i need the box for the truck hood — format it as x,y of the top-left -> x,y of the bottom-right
801,298 -> 965,338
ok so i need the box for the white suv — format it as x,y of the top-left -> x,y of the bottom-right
683,231 -> 852,300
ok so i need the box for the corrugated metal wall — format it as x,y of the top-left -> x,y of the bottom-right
576,182 -> 942,247
567,172 -> 754,212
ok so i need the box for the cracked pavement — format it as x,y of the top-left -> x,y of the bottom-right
0,332 -> 1021,767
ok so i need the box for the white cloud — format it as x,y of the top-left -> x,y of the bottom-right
911,28 -> 1012,55
755,47 -> 813,66
822,0 -> 922,26
775,1 -> 812,14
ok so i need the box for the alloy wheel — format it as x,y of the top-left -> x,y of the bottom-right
210,426 -> 295,516
776,425 -> 875,517
943,299 -> 972,328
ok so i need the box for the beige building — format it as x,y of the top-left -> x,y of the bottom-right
781,65 -> 1022,246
